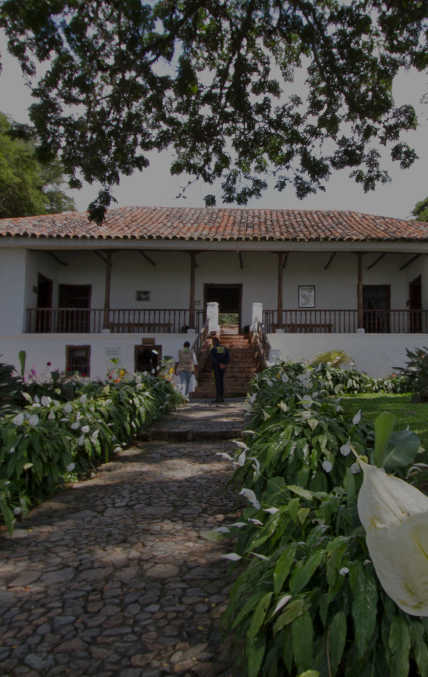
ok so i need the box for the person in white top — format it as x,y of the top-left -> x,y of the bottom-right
174,341 -> 198,399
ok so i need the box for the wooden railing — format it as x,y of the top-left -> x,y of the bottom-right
27,309 -> 204,334
263,309 -> 428,334
252,319 -> 271,368
191,318 -> 211,379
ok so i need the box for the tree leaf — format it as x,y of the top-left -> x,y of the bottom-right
350,562 -> 378,657
329,611 -> 347,676
274,543 -> 297,594
292,611 -> 313,673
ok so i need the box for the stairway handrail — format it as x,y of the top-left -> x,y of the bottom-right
191,317 -> 210,360
252,318 -> 271,368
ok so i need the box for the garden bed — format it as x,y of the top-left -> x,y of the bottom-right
209,361 -> 428,677
0,367 -> 181,533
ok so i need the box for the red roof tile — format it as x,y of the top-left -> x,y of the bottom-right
0,206 -> 427,242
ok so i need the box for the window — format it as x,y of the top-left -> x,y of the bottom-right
66,345 -> 91,376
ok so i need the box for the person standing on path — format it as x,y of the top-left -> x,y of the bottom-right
210,335 -> 230,403
175,341 -> 198,400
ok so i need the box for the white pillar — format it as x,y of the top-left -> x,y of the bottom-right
251,303 -> 263,331
206,302 -> 220,333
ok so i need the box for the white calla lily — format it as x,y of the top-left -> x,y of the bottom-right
216,452 -> 234,461
239,488 -> 261,510
233,440 -> 249,451
237,451 -> 246,467
13,413 -> 24,426
221,553 -> 242,561
358,460 -> 428,616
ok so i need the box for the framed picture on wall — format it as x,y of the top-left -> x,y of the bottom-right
298,285 -> 315,308
136,290 -> 150,301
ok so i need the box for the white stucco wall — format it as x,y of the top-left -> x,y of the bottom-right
0,248 -> 28,334
268,332 -> 428,377
0,333 -> 195,380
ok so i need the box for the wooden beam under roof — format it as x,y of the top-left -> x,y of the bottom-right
367,253 -> 386,270
48,252 -> 67,266
238,252 -> 243,269
282,252 -> 289,269
399,254 -> 422,270
138,250 -> 156,266
324,252 -> 337,270
93,250 -> 107,263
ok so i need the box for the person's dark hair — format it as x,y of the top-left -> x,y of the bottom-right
183,341 -> 190,348
212,336 -> 219,344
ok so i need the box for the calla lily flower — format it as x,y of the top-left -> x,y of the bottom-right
358,460 -> 428,616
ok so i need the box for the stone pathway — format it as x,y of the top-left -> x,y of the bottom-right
0,400 -> 248,677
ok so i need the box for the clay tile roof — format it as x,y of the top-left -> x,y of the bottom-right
0,206 -> 427,242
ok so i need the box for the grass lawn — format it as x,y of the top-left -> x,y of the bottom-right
342,392 -> 428,487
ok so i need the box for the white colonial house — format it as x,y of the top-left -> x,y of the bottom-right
0,206 -> 428,385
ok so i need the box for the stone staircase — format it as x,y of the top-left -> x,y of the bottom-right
191,333 -> 262,399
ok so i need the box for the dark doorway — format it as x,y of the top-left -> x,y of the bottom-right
409,275 -> 422,332
363,285 -> 391,333
204,284 -> 242,333
134,345 -> 162,372
58,284 -> 92,332
36,274 -> 53,332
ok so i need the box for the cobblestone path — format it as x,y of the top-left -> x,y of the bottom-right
0,401 -> 248,677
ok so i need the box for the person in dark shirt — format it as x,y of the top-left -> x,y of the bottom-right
210,336 -> 230,403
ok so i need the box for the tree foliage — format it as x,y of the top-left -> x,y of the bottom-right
1,0 -> 427,223
412,197 -> 428,222
0,112 -> 75,218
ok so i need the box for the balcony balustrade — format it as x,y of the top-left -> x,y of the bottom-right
26,308 -> 204,334
263,309 -> 428,334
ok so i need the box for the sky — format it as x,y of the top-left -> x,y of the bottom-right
1,30 -> 427,220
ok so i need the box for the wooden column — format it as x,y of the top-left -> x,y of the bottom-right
277,252 -> 283,329
357,252 -> 363,329
189,252 -> 196,329
103,251 -> 112,329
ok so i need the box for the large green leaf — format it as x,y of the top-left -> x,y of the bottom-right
389,615 -> 410,677
0,499 -> 15,535
409,621 -> 428,677
290,549 -> 325,595
350,562 -> 378,657
246,592 -> 272,650
329,611 -> 347,676
248,631 -> 266,677
274,543 -> 297,594
383,429 -> 421,471
273,600 -> 306,634
292,611 -> 313,673
374,412 -> 396,468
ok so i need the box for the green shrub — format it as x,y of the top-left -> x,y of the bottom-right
310,349 -> 351,368
396,346 -> 428,402
0,371 -> 180,533
218,362 -> 425,677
